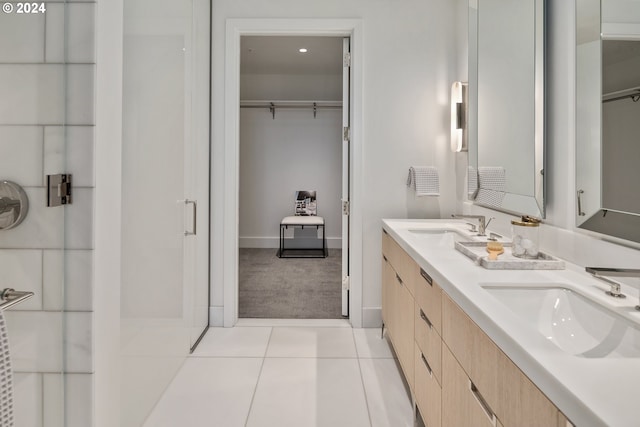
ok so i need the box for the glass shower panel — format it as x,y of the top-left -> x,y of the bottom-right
120,0 -> 209,424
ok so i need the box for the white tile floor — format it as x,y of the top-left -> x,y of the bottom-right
143,323 -> 414,427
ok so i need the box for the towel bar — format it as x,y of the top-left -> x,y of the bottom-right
0,288 -> 34,310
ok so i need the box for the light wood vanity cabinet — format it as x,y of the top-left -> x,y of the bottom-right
382,230 -> 441,424
394,275 -> 415,391
442,344 -> 497,427
381,231 -> 415,392
415,343 -> 442,427
497,350 -> 564,427
442,294 -> 500,417
382,230 -> 571,427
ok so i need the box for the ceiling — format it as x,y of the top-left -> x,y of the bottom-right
240,36 -> 343,75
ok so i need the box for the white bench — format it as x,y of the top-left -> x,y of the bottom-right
278,216 -> 327,258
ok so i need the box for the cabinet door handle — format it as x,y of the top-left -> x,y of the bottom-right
577,189 -> 586,216
383,255 -> 388,262
469,381 -> 497,426
419,309 -> 433,329
420,268 -> 433,286
395,273 -> 403,285
420,353 -> 433,377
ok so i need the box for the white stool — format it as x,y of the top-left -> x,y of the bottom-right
278,216 -> 327,258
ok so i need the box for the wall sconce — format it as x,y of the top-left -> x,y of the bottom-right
450,81 -> 468,152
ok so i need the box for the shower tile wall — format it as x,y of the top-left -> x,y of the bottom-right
0,2 -> 96,427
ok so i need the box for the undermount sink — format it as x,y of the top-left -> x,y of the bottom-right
482,284 -> 640,358
408,228 -> 472,243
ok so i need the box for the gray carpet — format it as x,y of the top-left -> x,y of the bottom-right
239,248 -> 343,319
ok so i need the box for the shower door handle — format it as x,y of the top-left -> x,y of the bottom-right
183,199 -> 197,236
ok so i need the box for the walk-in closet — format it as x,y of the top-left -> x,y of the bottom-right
238,36 -> 349,318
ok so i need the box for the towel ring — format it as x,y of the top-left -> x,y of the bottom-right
0,181 -> 29,230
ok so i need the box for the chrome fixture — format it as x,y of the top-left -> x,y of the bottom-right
586,268 -> 640,305
450,81 -> 468,152
576,189 -> 586,217
183,199 -> 197,236
47,174 -> 72,207
465,222 -> 478,233
0,181 -> 29,230
452,214 -> 492,236
0,197 -> 20,214
488,232 -> 503,241
0,288 -> 34,311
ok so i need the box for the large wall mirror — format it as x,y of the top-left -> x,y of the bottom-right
468,0 -> 545,218
576,0 -> 640,243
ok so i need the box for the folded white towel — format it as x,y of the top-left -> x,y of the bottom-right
474,188 -> 506,208
0,311 -> 14,427
478,166 -> 506,192
407,166 -> 440,196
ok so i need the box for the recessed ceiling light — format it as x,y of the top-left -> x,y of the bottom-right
299,48 -> 308,53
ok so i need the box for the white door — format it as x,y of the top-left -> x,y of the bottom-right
341,37 -> 351,317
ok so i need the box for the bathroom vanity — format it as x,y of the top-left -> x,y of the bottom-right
382,219 -> 640,427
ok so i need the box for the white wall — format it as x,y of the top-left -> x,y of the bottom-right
239,108 -> 342,247
241,73 -> 342,100
211,0 -> 460,326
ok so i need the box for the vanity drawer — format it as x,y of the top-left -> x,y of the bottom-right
442,294 -> 499,416
442,345 -> 497,427
382,230 -> 416,296
414,268 -> 442,333
497,350 -> 560,427
414,301 -> 442,384
415,343 -> 442,427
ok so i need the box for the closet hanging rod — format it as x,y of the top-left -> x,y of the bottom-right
240,101 -> 342,108
603,87 -> 640,104
240,101 -> 343,119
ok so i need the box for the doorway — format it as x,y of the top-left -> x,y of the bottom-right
237,36 -> 349,319
221,19 -> 363,327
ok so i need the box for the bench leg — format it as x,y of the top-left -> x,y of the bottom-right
322,224 -> 327,257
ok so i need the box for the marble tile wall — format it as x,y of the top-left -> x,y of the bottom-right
0,2 -> 96,426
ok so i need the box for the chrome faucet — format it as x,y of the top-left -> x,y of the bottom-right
586,268 -> 640,307
451,214 -> 493,236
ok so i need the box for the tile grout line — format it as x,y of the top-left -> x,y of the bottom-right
352,329 -> 374,427
243,326 -> 274,427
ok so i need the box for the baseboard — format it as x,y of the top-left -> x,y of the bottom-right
209,306 -> 224,327
362,307 -> 382,328
239,236 -> 342,249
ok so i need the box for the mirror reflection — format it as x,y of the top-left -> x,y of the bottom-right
602,40 -> 640,215
468,0 -> 545,218
576,0 -> 640,243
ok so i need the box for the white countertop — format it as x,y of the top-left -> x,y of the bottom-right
382,219 -> 640,427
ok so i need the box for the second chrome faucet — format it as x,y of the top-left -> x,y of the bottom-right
452,214 -> 493,236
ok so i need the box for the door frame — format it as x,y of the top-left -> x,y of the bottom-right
223,18 -> 364,327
